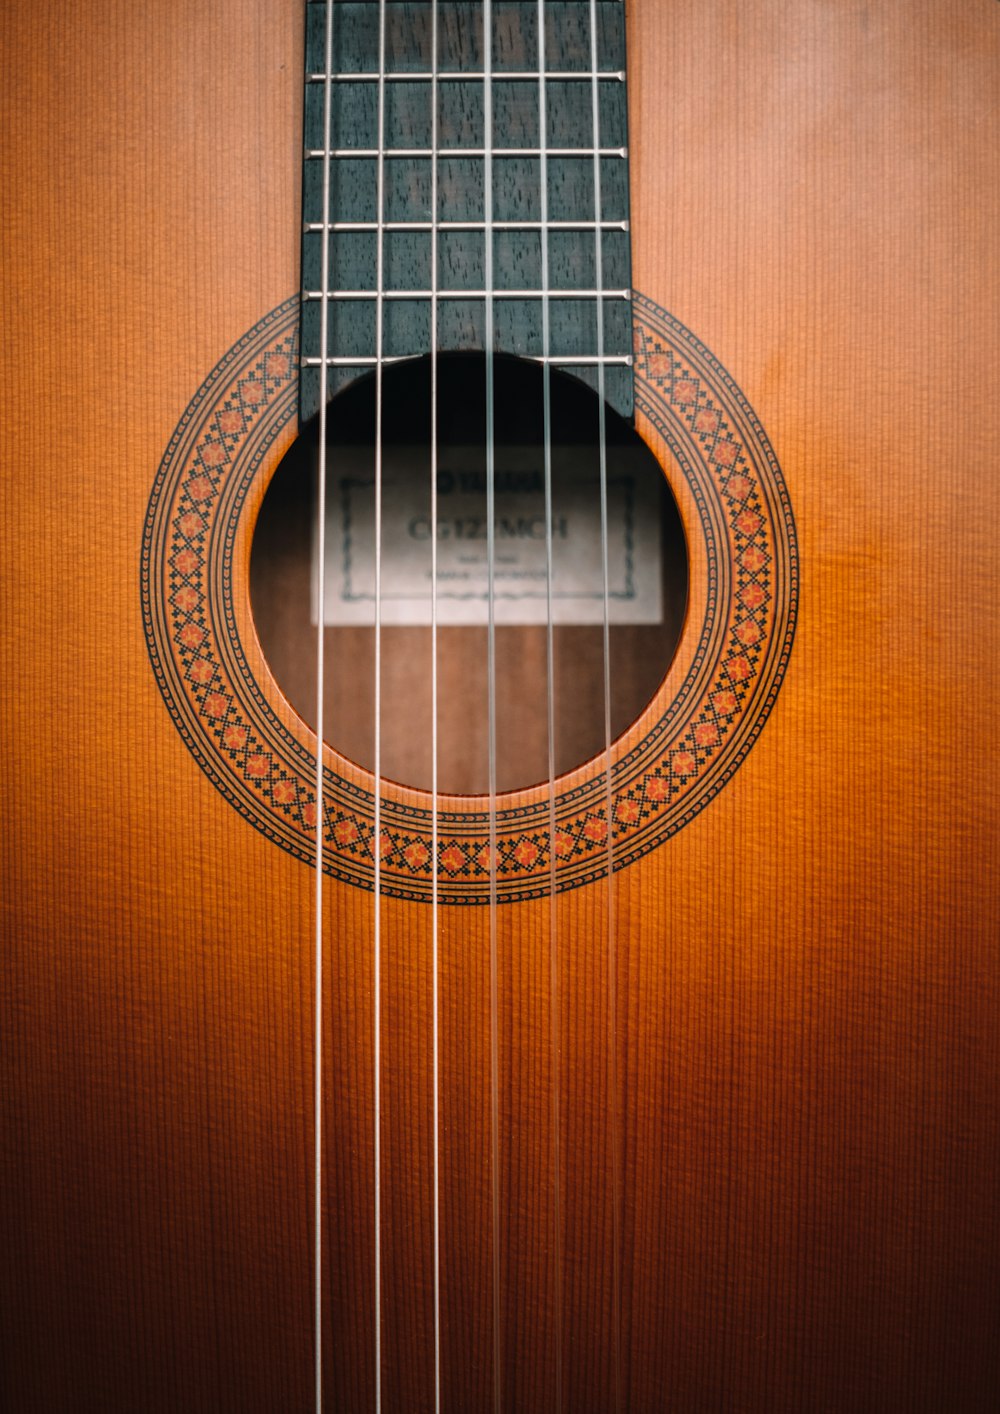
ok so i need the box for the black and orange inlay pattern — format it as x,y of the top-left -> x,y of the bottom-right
142,293 -> 797,903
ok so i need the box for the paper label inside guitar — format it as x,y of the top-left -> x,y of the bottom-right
313,445 -> 663,627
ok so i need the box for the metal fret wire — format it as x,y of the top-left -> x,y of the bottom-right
314,5 -> 335,1410
484,5 -> 502,1410
304,354 -> 632,367
374,3 -> 387,1408
590,4 -> 621,1408
306,220 -> 629,232
307,68 -> 625,82
430,6 -> 442,1409
304,289 -> 629,299
538,9 -> 563,1409
308,145 -> 626,157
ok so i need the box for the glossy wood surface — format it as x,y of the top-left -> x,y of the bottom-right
2,2 -> 999,1410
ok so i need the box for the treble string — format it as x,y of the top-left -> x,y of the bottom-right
373,1 -> 388,1409
313,0 -> 335,1408
589,2 -> 621,1408
537,1 -> 563,1408
483,2 -> 502,1411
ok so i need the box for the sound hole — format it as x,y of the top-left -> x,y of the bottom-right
250,354 -> 687,794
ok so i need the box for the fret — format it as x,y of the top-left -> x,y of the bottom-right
304,82 -> 628,152
299,0 -> 633,421
305,219 -> 630,231
300,298 -> 633,359
303,288 -> 630,299
304,1 -> 628,77
307,70 -> 626,83
306,147 -> 627,159
302,354 -> 634,367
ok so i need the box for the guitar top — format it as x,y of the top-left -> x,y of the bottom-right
2,2 -> 999,1410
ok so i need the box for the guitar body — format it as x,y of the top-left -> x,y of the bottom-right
3,2 -> 999,1410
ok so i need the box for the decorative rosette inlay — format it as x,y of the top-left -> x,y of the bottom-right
142,294 -> 797,903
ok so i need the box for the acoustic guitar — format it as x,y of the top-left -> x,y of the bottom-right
2,2 -> 998,1410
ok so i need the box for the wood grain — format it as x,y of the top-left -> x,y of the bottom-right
2,1 -> 999,1410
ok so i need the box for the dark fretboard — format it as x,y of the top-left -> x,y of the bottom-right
300,0 -> 633,423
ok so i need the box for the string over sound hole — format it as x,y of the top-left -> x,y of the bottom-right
251,353 -> 687,794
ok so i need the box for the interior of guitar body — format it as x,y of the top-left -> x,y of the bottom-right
251,353 -> 689,793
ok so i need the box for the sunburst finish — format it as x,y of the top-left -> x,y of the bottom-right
2,2 -> 999,1411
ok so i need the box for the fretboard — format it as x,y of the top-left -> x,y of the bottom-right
300,0 -> 633,422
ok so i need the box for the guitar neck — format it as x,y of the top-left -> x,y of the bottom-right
299,0 -> 634,421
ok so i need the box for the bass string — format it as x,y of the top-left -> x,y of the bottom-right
313,1 -> 335,1410
589,1 -> 622,1408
